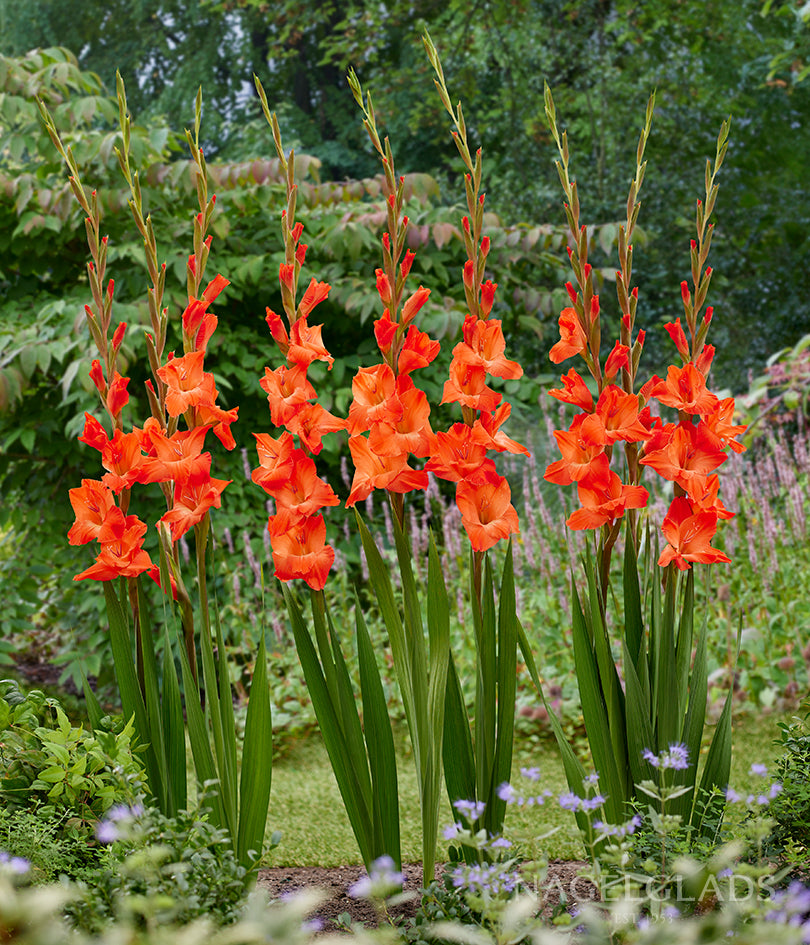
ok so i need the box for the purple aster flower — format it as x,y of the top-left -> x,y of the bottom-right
749,763 -> 768,778
443,822 -> 462,841
96,820 -> 120,844
581,793 -> 607,812
0,852 -> 29,874
558,791 -> 582,811
726,787 -> 741,803
453,799 -> 486,822
348,855 -> 404,900
497,782 -> 516,803
520,766 -> 541,782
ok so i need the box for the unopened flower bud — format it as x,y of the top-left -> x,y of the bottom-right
375,269 -> 392,307
463,260 -> 474,290
480,235 -> 490,257
89,359 -> 105,394
382,233 -> 390,252
480,280 -> 497,317
566,282 -> 578,305
590,295 -> 600,323
295,242 -> 307,265
400,250 -> 415,279
704,306 -> 714,325
680,281 -> 691,306
112,322 -> 127,350
291,221 -> 304,243
462,216 -> 470,233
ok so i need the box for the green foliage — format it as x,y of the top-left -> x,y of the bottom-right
766,707 -> 810,871
0,680 -> 145,821
65,805 -> 252,933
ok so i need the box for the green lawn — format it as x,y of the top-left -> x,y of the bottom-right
262,709 -> 795,867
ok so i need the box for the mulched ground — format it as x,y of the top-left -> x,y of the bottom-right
256,860 -> 595,933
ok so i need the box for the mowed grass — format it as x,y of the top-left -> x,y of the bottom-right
261,709 -> 797,867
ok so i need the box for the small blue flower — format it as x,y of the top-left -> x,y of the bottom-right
348,855 -> 404,900
0,851 -> 29,874
558,791 -> 582,811
520,766 -> 541,781
96,820 -> 120,844
453,799 -> 486,822
749,762 -> 768,778
497,782 -> 516,803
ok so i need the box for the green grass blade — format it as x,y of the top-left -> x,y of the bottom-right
487,544 -> 518,834
283,584 -> 374,866
623,536 -> 644,668
356,601 -> 401,866
214,590 -> 239,810
692,688 -> 733,840
81,671 -> 103,731
570,577 -> 625,823
237,630 -> 273,870
135,579 -> 168,812
161,627 -> 186,816
622,639 -> 655,788
103,580 -> 163,806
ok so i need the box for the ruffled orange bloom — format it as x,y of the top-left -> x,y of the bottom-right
105,372 -> 130,419
373,310 -> 398,354
544,417 -> 606,485
567,463 -> 649,530
640,421 -> 727,497
454,317 -> 523,380
79,413 -> 110,452
74,508 -> 153,581
161,467 -> 230,540
192,379 -> 239,450
100,429 -> 147,493
455,468 -> 520,552
548,369 -> 594,412
477,404 -> 530,456
182,273 -> 229,336
549,307 -> 588,363
297,277 -> 331,318
252,432 -> 296,494
285,401 -> 347,455
347,363 -> 401,434
346,436 -> 428,506
138,426 -> 210,484
268,512 -> 335,591
649,362 -> 719,416
272,451 -> 340,519
260,363 -> 315,427
158,350 -> 214,417
68,479 -> 116,545
586,385 -> 650,445
440,360 -> 502,413
702,397 -> 747,454
288,317 -> 335,369
398,325 -> 440,375
368,386 -> 433,457
658,497 -> 731,570
424,424 -> 493,483
687,473 -> 734,520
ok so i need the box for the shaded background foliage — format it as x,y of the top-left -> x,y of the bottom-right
0,0 -> 809,687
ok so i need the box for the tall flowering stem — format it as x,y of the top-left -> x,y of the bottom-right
425,33 -> 525,849
534,87 -> 742,845
252,78 -> 401,873
41,83 -> 272,871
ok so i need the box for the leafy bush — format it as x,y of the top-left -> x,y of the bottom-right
65,805 -> 252,933
0,680 -> 144,821
766,707 -> 810,874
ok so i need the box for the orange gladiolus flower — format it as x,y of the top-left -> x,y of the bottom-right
702,397 -> 747,453
268,512 -> 335,591
640,421 -> 727,497
158,350 -> 214,417
260,363 -> 316,427
288,317 -> 335,369
549,307 -> 588,363
68,479 -> 116,545
649,362 -> 719,416
161,467 -> 231,541
566,462 -> 649,530
297,277 -> 331,318
252,432 -> 296,493
105,372 -> 130,419
544,417 -> 606,485
588,385 -> 651,445
74,508 -> 154,581
79,413 -> 110,452
347,363 -> 402,434
138,426 -> 210,484
272,451 -> 340,519
100,429 -> 147,493
548,369 -> 594,412
454,317 -> 523,380
455,468 -> 520,552
658,497 -> 731,570
477,404 -> 530,456
398,325 -> 440,375
346,436 -> 428,506
440,360 -> 502,413
368,386 -> 433,458
285,402 -> 347,456
424,424 -> 494,484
